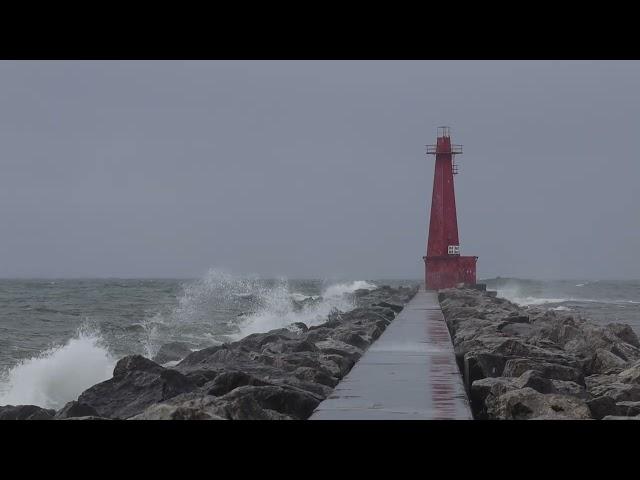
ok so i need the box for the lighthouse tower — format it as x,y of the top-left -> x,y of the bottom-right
423,127 -> 477,290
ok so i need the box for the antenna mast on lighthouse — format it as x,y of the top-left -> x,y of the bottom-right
423,127 -> 478,289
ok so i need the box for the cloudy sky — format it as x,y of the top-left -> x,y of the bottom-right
0,61 -> 638,280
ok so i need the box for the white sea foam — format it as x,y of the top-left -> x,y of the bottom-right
235,280 -> 376,339
138,268 -> 256,357
497,288 -> 570,306
322,280 -> 377,299
290,293 -> 321,302
551,306 -> 571,311
139,269 -> 377,352
0,325 -> 115,410
161,360 -> 180,368
498,287 -> 631,307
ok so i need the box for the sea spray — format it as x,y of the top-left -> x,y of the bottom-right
139,269 -> 378,351
235,279 -> 377,338
321,280 -> 377,299
0,272 -> 379,409
140,315 -> 162,360
137,269 -> 276,355
0,324 -> 115,410
1,276 -> 636,413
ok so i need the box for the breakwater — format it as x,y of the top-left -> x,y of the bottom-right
0,285 -> 417,420
439,288 -> 640,420
310,288 -> 472,419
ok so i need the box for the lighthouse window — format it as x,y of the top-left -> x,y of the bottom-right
448,245 -> 460,255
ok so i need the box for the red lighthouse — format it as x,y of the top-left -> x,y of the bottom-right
423,127 -> 477,290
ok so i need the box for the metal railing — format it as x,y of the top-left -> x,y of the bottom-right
426,144 -> 463,155
437,126 -> 451,138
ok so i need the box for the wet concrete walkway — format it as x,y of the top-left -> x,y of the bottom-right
309,289 -> 472,420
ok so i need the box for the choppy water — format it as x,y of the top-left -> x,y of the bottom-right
485,278 -> 640,333
0,269 -> 416,409
3,273 -> 637,411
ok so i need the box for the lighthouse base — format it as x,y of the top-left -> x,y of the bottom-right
423,255 -> 477,290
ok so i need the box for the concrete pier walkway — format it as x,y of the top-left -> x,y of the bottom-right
310,289 -> 472,420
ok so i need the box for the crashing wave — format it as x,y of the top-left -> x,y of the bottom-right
0,324 -> 115,410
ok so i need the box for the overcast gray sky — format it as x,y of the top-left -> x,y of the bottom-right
0,61 -> 638,280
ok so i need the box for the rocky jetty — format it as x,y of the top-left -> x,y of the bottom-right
0,285 -> 416,420
439,288 -> 640,420
0,405 -> 56,420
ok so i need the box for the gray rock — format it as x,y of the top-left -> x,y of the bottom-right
184,369 -> 220,387
292,366 -> 339,388
587,396 -> 619,420
463,352 -> 507,390
0,404 -> 56,420
217,385 -> 321,420
503,358 -> 584,384
331,331 -> 370,350
77,354 -> 196,419
486,387 -> 592,420
585,373 -> 619,391
591,348 -> 628,375
582,324 -> 626,352
589,382 -> 640,403
60,285 -> 415,421
215,395 -> 293,420
204,370 -> 271,396
372,301 -> 403,313
452,319 -> 502,345
607,323 -> 640,348
153,342 -> 194,364
470,371 -> 564,418
610,342 -> 640,363
550,379 -> 588,399
498,322 -> 534,337
54,401 -> 100,419
472,368 -> 576,401
319,353 -> 355,377
129,401 -> 226,420
471,377 -> 518,405
314,339 -> 363,361
493,339 -> 578,366
262,339 -> 318,355
266,376 -> 333,398
238,329 -> 303,351
504,314 -> 530,324
175,345 -> 229,372
113,354 -> 163,377
616,401 -> 640,417
618,360 -> 640,384
59,416 -> 112,420
439,287 -> 640,420
514,370 -> 555,393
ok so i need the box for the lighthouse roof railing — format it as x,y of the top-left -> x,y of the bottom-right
426,144 -> 463,155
